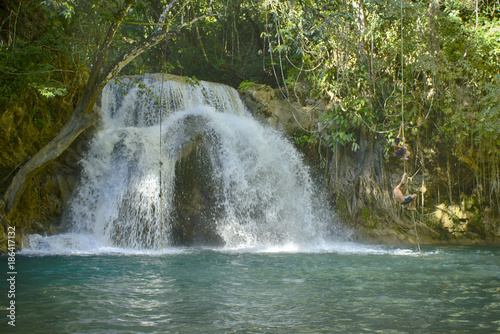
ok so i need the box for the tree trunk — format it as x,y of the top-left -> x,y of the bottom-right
2,92 -> 98,213
2,0 -> 136,214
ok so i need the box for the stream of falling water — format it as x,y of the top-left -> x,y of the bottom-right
25,74 -> 348,252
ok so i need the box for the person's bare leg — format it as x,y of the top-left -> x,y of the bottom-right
402,147 -> 410,160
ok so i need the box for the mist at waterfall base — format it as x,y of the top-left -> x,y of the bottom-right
12,76 -> 500,333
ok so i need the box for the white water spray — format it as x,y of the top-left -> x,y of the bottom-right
25,74 -> 348,252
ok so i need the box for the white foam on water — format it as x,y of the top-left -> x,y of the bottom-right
219,241 -> 426,256
20,233 -> 188,256
21,232 -> 425,257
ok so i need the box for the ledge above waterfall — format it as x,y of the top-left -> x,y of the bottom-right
101,73 -> 247,129
239,83 -> 319,136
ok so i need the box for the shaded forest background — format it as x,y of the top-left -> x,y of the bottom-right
1,0 -> 499,248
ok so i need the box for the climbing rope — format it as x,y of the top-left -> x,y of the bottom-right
400,0 -> 406,175
400,0 -> 404,127
411,211 -> 423,257
159,72 -> 165,254
400,0 -> 422,257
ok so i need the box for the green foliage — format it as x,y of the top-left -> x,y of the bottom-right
41,0 -> 76,19
117,0 -> 271,88
294,134 -> 315,148
476,74 -> 500,153
185,76 -> 200,87
238,80 -> 266,91
31,83 -> 68,99
261,0 -> 498,144
258,0 -> 500,211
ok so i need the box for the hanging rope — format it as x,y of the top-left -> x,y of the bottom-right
400,0 -> 421,258
159,72 -> 165,254
400,0 -> 406,174
400,0 -> 404,129
420,151 -> 426,258
411,211 -> 423,257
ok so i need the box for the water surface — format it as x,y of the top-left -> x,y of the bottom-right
4,244 -> 500,333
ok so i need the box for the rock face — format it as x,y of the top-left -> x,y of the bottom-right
171,134 -> 223,246
239,84 -> 500,246
240,84 -> 317,136
0,132 -> 89,253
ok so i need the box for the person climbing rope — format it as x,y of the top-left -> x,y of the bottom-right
393,123 -> 410,160
393,172 -> 417,210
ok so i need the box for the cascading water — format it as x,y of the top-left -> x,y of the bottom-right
25,74 -> 348,252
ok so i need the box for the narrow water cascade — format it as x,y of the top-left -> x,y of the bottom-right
26,74 -> 348,251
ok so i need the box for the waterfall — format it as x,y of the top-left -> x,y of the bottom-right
25,74 -> 348,252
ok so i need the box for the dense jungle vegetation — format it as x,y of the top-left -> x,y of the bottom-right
1,0 -> 499,245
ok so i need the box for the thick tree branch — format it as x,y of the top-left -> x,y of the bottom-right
2,0 -> 212,215
105,13 -> 213,81
2,0 -> 136,214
